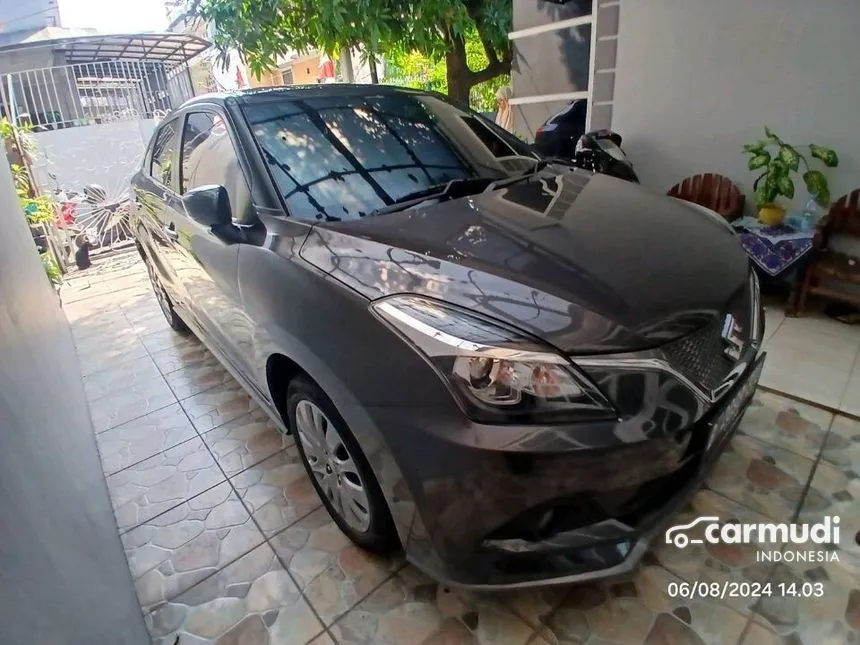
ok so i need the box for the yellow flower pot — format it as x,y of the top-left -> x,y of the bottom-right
758,204 -> 786,226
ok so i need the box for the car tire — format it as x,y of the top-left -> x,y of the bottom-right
142,252 -> 189,334
287,376 -> 398,555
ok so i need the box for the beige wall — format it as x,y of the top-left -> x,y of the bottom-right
291,55 -> 321,85
612,0 -> 860,212
248,69 -> 281,88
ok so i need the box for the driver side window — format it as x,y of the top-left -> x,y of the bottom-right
180,111 -> 253,223
150,120 -> 178,188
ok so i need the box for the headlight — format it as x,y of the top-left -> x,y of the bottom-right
371,295 -> 616,424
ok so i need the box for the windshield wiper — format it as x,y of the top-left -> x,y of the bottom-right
368,177 -> 498,217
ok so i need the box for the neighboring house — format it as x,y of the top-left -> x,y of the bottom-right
0,0 -> 62,43
165,5 -> 384,90
510,0 -> 858,214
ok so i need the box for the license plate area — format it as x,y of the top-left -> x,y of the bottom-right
707,354 -> 765,452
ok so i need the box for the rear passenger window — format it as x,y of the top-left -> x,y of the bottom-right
150,120 -> 177,188
180,111 -> 252,222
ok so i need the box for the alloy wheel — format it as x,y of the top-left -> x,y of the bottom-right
294,399 -> 372,533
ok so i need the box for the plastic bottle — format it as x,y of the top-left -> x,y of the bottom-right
799,195 -> 824,232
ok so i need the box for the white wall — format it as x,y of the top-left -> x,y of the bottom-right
613,0 -> 860,212
30,119 -> 156,200
0,147 -> 149,645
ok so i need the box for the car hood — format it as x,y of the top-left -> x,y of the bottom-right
299,171 -> 750,354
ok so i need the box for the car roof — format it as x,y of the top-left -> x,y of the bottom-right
179,84 -> 430,110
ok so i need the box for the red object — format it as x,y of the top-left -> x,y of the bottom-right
235,67 -> 246,88
318,57 -> 335,81
58,201 -> 76,226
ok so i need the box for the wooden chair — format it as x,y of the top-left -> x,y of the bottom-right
796,189 -> 860,315
667,173 -> 745,222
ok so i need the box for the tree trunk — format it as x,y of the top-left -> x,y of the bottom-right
445,34 -> 471,105
340,50 -> 355,83
368,56 -> 379,84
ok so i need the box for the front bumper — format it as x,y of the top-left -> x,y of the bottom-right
374,352 -> 765,590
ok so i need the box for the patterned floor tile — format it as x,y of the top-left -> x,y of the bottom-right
230,449 -> 322,536
651,488 -> 779,615
82,354 -> 163,401
89,373 -> 177,433
77,337 -> 150,376
795,459 -> 860,559
541,564 -> 753,645
107,436 -> 225,532
145,543 -> 325,645
329,566 -> 538,645
97,403 -> 198,475
120,296 -> 163,319
269,507 -> 403,624
706,434 -> 817,521
70,314 -> 130,343
308,631 -> 338,645
141,327 -> 200,355
126,310 -> 172,337
499,586 -> 572,636
151,342 -> 211,376
123,482 -> 266,611
750,549 -> 860,644
164,353 -> 235,401
180,380 -> 255,433
202,410 -> 290,476
738,391 -> 833,461
74,324 -> 141,357
819,414 -> 860,474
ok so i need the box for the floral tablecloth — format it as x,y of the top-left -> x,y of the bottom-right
731,216 -> 815,277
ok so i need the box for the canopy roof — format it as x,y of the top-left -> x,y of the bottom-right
0,32 -> 210,68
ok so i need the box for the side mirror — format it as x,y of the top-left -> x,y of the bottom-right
182,185 -> 231,228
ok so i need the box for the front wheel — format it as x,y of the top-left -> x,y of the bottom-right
288,377 -> 398,554
143,252 -> 188,334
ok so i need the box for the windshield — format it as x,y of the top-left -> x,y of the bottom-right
242,91 -> 539,221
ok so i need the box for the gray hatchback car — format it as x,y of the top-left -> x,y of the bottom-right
131,85 -> 765,589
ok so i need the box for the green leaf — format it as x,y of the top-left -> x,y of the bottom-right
778,146 -> 800,171
803,170 -> 829,198
764,125 -> 780,143
816,188 -> 831,208
809,144 -> 839,168
777,175 -> 795,199
755,177 -> 777,207
769,158 -> 788,176
748,153 -> 770,170
743,142 -> 765,154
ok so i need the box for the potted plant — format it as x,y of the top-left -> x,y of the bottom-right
743,127 -> 838,225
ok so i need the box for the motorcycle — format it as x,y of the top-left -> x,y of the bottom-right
533,99 -> 640,183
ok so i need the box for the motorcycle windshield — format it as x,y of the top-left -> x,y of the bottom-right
596,139 -> 627,162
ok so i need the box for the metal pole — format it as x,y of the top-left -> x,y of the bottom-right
30,69 -> 49,125
6,74 -> 17,122
42,67 -> 62,126
139,61 -> 155,117
64,65 -> 79,124
185,63 -> 194,99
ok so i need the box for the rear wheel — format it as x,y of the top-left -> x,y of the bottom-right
142,252 -> 188,334
287,377 -> 398,554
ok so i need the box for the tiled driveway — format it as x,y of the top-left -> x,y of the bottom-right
62,249 -> 860,645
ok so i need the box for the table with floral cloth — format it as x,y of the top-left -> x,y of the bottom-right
731,216 -> 816,277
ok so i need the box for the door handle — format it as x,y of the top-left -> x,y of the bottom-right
163,224 -> 179,240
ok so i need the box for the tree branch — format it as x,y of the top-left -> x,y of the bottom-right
477,31 -> 499,66
468,55 -> 511,85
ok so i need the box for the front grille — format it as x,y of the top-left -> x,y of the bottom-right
663,320 -> 734,393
